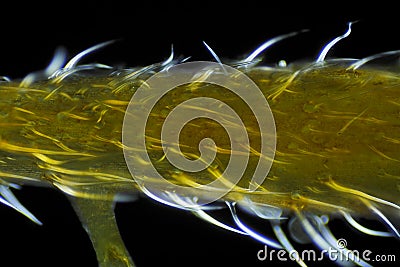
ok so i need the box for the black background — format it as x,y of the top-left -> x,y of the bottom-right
1,1 -> 399,267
